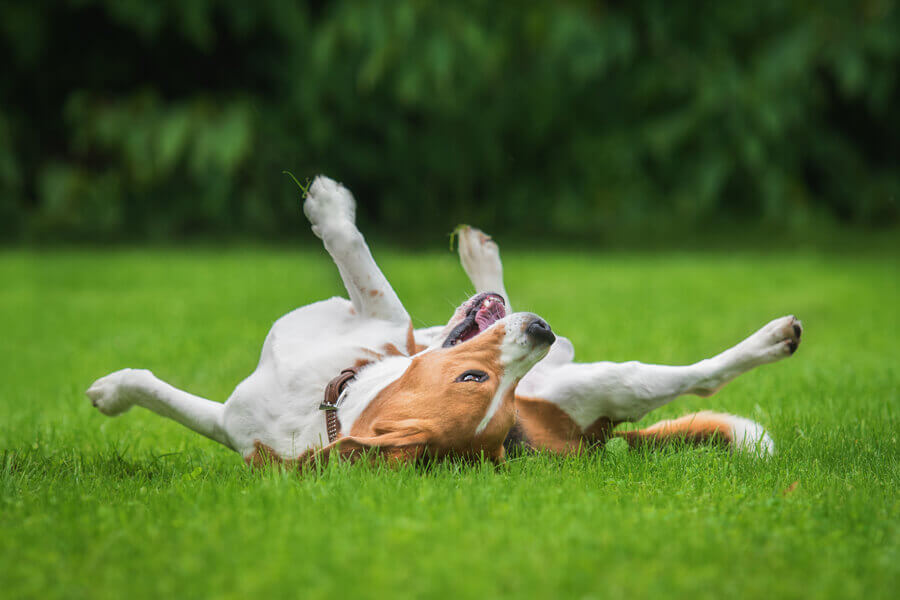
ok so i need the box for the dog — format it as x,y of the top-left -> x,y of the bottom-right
86,176 -> 801,465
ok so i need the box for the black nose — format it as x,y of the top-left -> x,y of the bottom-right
526,318 -> 555,345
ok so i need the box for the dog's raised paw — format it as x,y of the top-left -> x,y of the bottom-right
768,315 -> 802,356
303,175 -> 357,238
459,226 -> 500,268
86,368 -> 150,416
458,226 -> 505,294
743,315 -> 803,364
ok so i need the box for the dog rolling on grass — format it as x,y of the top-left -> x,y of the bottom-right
87,176 -> 800,466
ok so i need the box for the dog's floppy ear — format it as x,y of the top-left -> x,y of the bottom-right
311,418 -> 433,465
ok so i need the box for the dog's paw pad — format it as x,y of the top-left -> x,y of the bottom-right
747,315 -> 802,363
774,316 -> 802,355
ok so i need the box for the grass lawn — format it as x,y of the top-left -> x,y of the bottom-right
2,245 -> 898,599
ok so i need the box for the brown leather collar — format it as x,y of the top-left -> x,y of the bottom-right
320,367 -> 359,443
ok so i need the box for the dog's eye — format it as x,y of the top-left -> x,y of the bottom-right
456,370 -> 489,383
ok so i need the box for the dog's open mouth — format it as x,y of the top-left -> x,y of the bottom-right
442,293 -> 506,347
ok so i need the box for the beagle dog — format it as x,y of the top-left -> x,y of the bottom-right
87,176 -> 801,465
86,176 -> 555,465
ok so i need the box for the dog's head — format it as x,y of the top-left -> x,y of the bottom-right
319,293 -> 554,463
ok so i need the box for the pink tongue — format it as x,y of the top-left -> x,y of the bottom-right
475,303 -> 505,331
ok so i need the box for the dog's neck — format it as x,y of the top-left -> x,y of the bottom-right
336,355 -> 412,434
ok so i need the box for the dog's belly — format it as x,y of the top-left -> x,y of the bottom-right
222,297 -> 410,459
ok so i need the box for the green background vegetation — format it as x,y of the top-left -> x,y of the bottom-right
1,0 -> 898,241
2,248 -> 897,598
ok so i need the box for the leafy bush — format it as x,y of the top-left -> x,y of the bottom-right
0,0 -> 897,241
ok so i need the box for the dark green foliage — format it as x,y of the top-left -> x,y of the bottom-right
0,0 -> 898,241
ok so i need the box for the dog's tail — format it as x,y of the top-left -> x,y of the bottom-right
614,411 -> 774,456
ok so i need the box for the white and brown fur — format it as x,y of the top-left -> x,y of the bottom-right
450,226 -> 799,457
86,176 -> 554,466
86,176 -> 800,466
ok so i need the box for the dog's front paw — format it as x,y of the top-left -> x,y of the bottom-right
86,368 -> 152,416
303,175 -> 357,239
742,315 -> 803,364
459,226 -> 501,273
457,226 -> 505,294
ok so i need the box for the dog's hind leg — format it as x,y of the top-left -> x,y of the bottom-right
456,226 -> 512,311
86,369 -> 232,449
513,315 -> 802,455
303,176 -> 409,324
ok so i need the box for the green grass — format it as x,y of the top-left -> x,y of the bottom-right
2,246 -> 898,599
